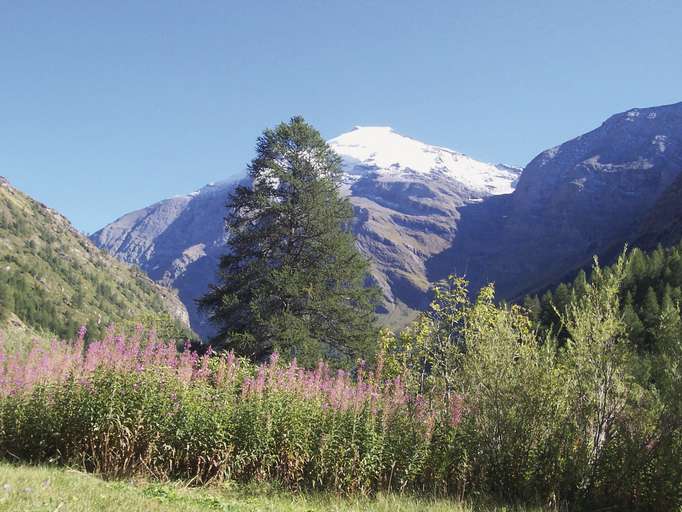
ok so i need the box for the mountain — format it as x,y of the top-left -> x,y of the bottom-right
0,177 -> 191,339
635,171 -> 682,250
329,126 -> 519,194
429,101 -> 682,299
332,127 -> 520,324
92,127 -> 521,337
92,103 -> 682,339
91,180 -> 242,337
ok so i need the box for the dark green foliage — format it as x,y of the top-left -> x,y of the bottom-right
523,242 -> 682,351
641,286 -> 660,332
201,117 -> 379,364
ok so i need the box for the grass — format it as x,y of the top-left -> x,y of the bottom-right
0,313 -> 47,350
0,463 -> 541,512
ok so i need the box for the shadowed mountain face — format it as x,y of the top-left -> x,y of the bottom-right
92,127 -> 520,337
635,171 -> 682,251
428,102 -> 682,299
91,180 -> 244,336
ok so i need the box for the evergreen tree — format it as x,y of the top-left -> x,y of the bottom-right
662,284 -> 675,313
626,248 -> 647,285
641,286 -> 661,329
200,117 -> 379,364
671,286 -> 682,305
554,283 -> 571,315
622,302 -> 645,344
650,245 -> 666,279
573,269 -> 589,299
668,252 -> 682,287
539,290 -> 558,327
523,294 -> 541,323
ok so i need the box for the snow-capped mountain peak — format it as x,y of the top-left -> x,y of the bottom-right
328,126 -> 520,195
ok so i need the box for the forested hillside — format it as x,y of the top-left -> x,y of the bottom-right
524,242 -> 682,350
0,177 -> 191,339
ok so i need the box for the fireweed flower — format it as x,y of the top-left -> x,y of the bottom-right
449,394 -> 464,427
0,325 -> 465,448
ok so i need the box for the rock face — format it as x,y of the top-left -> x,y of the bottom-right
92,127 -> 520,337
92,180 -> 245,336
333,127 -> 520,325
429,101 -> 682,298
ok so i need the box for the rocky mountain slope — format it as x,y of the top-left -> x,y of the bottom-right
429,101 -> 682,299
92,127 -> 520,336
91,180 -> 242,337
332,127 -> 520,323
0,177 -> 191,339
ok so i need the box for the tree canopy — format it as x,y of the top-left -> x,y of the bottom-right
200,116 -> 379,364
523,242 -> 682,352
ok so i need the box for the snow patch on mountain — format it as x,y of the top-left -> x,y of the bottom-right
328,126 -> 520,195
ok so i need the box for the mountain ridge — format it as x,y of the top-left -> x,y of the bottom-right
329,126 -> 521,194
427,101 -> 682,300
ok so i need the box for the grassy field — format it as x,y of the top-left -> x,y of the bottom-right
0,463 -> 541,512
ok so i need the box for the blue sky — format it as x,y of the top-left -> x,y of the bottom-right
3,1 -> 681,233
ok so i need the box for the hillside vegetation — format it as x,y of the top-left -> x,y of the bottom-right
0,177 -> 191,340
525,242 -> 682,351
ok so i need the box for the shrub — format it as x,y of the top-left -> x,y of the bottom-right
381,257 -> 682,509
